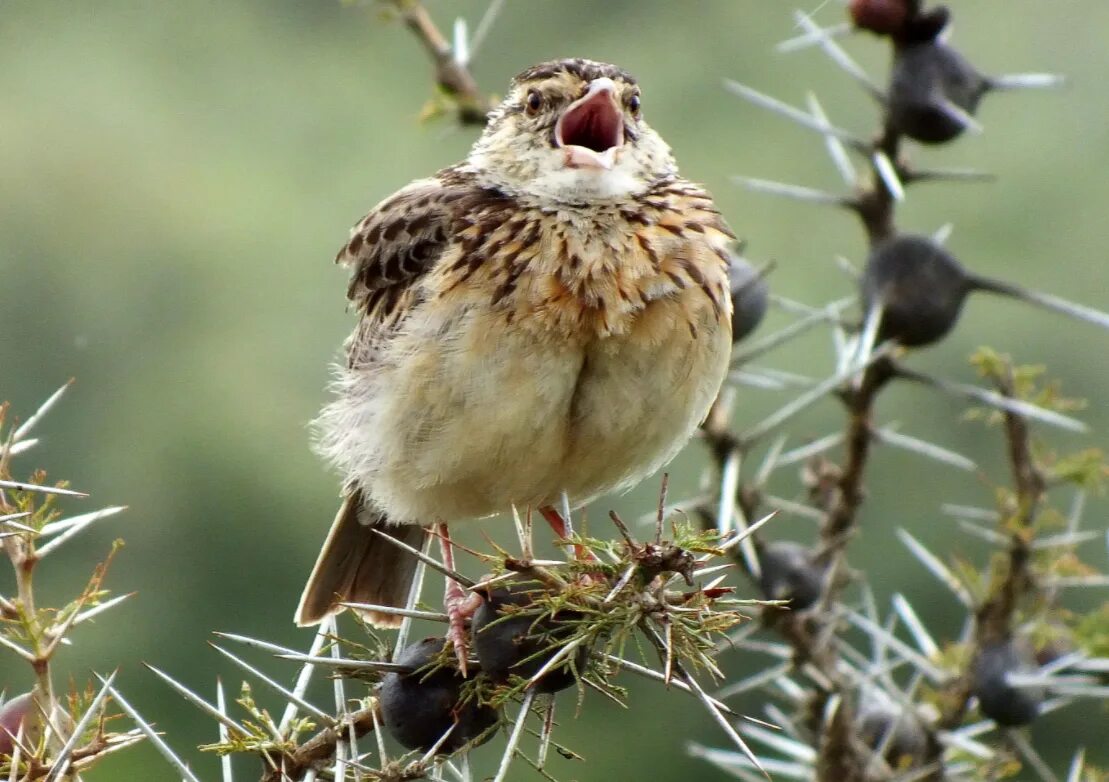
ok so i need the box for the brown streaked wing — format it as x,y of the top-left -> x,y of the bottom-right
335,175 -> 469,368
337,177 -> 469,304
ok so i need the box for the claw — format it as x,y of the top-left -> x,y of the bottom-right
445,580 -> 481,675
436,522 -> 480,674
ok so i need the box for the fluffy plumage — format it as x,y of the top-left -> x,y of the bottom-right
296,58 -> 735,627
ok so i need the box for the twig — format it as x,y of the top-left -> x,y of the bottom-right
259,705 -> 380,782
387,0 -> 493,125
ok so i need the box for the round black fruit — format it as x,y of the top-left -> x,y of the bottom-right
473,580 -> 588,694
756,541 -> 824,612
861,234 -> 971,347
379,637 -> 498,753
971,638 -> 1044,727
888,40 -> 988,144
728,255 -> 770,343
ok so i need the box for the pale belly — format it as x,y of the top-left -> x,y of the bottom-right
316,292 -> 731,523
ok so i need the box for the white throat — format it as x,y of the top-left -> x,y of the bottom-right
469,147 -> 647,204
528,161 -> 644,202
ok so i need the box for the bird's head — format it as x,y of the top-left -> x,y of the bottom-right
468,59 -> 676,204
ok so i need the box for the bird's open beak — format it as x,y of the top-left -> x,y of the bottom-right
555,77 -> 625,170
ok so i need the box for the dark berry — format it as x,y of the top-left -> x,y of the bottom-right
755,541 -> 824,611
887,40 -> 988,144
728,255 -> 770,343
379,638 -> 497,753
473,580 -> 588,694
971,638 -> 1044,727
861,234 -> 971,347
857,701 -> 930,769
902,6 -> 951,44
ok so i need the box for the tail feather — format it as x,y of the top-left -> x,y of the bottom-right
295,490 -> 425,627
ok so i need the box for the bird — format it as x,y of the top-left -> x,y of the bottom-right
296,58 -> 737,660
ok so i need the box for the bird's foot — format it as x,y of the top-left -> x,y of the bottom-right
435,521 -> 481,674
444,579 -> 481,675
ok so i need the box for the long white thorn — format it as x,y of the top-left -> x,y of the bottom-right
72,592 -> 136,627
492,689 -> 536,782
793,10 -> 884,102
216,679 -> 234,782
897,529 -> 974,607
46,671 -> 117,782
732,176 -> 850,206
740,343 -> 893,443
0,479 -> 87,497
602,654 -> 739,715
891,594 -> 939,658
723,79 -> 866,149
731,295 -> 855,365
872,150 -> 905,201
806,92 -> 855,186
842,609 -> 947,683
468,0 -> 505,62
275,654 -> 411,673
209,644 -> 333,723
989,73 -> 1065,90
681,668 -> 769,779
1066,748 -> 1086,782
536,696 -> 556,769
716,449 -> 741,537
327,617 -> 359,766
371,528 -> 475,588
36,506 -> 127,558
144,664 -> 248,736
1007,729 -> 1060,782
99,677 -> 201,782
899,369 -> 1089,433
738,720 -> 816,762
776,20 -> 852,53
395,534 -> 431,657
937,98 -> 984,134
279,623 -> 330,733
39,505 -> 126,537
451,17 -> 469,68
13,381 -> 72,441
873,426 -> 977,472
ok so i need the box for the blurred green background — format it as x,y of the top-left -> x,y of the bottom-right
2,1 -> 1107,779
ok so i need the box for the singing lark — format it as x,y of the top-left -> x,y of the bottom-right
296,59 -> 737,644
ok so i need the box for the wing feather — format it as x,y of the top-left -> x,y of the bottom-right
335,176 -> 465,368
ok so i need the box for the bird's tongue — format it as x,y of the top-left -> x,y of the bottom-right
557,92 -> 623,170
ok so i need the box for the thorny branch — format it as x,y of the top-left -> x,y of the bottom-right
13,729 -> 144,781
854,132 -> 901,243
698,57 -> 902,704
698,5 -> 1095,781
259,705 -> 379,782
980,365 -> 1045,638
938,363 -> 1047,730
386,0 -> 494,126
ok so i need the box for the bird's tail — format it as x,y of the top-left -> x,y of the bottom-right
295,489 -> 425,627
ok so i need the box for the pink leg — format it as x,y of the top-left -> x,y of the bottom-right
436,522 -> 480,674
538,505 -> 596,561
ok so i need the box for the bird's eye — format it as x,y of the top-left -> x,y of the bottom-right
627,94 -> 641,117
525,89 -> 543,116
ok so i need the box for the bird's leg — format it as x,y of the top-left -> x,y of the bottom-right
538,505 -> 596,561
436,522 -> 480,674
